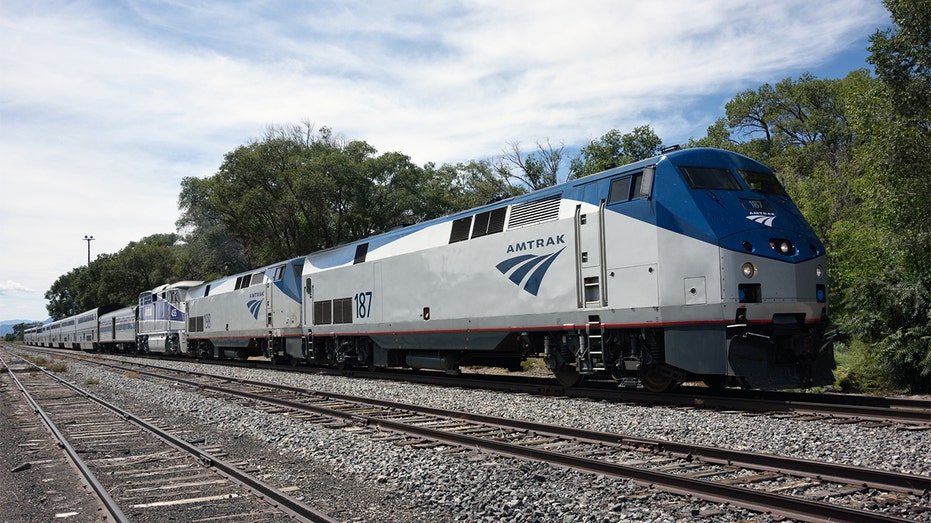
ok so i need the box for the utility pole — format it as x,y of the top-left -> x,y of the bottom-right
83,235 -> 95,265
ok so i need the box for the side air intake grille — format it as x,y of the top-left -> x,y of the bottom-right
507,194 -> 561,229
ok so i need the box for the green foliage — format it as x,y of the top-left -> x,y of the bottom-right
45,234 -> 186,319
8,322 -> 40,342
833,340 -> 895,393
177,124 -> 485,269
569,125 -> 663,178
497,140 -> 565,190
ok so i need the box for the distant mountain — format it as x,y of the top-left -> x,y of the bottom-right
1,319 -> 46,336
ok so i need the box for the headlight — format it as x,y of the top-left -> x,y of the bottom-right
741,262 -> 756,278
816,265 -> 824,279
769,238 -> 795,256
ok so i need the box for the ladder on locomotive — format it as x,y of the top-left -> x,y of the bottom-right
585,318 -> 606,372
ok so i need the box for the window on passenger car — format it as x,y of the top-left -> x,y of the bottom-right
738,170 -> 788,196
679,166 -> 742,190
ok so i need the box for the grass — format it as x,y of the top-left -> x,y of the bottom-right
833,340 -> 893,394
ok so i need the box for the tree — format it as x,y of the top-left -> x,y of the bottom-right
497,139 -> 565,190
45,268 -> 85,320
6,321 -> 41,342
569,125 -> 663,178
177,123 -> 475,268
44,234 -> 186,320
839,0 -> 931,392
176,176 -> 250,280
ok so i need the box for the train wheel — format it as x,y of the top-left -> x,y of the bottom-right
640,372 -> 676,392
553,366 -> 582,387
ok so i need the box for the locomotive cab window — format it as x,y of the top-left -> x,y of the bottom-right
608,177 -> 631,204
607,167 -> 653,204
738,170 -> 788,196
679,166 -> 741,191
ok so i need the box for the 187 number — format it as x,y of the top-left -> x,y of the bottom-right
354,291 -> 373,318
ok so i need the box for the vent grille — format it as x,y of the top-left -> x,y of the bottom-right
507,194 -> 561,229
472,207 -> 507,238
449,216 -> 472,243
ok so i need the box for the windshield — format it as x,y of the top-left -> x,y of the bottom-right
738,170 -> 788,196
679,166 -> 742,191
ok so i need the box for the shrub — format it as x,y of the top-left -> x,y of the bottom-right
833,340 -> 894,393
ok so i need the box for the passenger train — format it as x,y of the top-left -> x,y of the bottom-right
24,148 -> 837,391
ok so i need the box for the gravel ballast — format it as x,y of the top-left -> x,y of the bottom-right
28,355 -> 931,522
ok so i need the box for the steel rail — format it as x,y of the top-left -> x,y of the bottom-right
3,352 -> 338,523
22,346 -> 930,425
312,390 -> 931,495
611,389 -> 931,425
105,358 -> 931,494
87,356 -> 931,494
184,353 -> 931,425
98,360 -> 921,523
0,354 -> 130,523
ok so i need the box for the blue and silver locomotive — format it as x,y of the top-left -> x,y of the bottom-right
295,147 -> 835,390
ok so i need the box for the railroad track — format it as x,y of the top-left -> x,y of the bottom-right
0,351 -> 337,523
48,352 -> 931,523
24,346 -> 931,426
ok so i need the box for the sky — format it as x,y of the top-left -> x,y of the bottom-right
0,0 -> 891,322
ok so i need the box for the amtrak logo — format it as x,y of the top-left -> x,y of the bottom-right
496,247 -> 566,296
246,299 -> 263,320
746,213 -> 776,227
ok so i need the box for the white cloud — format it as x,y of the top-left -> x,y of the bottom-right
0,0 -> 889,319
0,280 -> 32,295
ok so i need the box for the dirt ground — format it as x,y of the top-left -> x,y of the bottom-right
0,370 -> 105,521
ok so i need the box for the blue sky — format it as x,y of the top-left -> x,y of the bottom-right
0,0 -> 890,321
